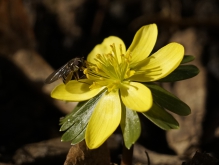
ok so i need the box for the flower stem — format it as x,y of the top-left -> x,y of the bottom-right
121,144 -> 133,165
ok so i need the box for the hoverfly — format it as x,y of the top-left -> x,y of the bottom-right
45,57 -> 86,84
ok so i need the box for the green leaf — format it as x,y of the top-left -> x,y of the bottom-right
60,90 -> 106,143
142,103 -> 179,130
59,101 -> 86,130
62,123 -> 86,145
181,55 -> 195,64
120,105 -> 141,149
145,83 -> 191,116
71,129 -> 85,145
158,65 -> 199,82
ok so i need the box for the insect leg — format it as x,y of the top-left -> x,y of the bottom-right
62,75 -> 67,84
72,71 -> 90,85
73,71 -> 80,80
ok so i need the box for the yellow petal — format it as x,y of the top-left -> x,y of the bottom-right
85,90 -> 121,149
131,43 -> 184,82
87,36 -> 126,64
120,82 -> 152,112
51,81 -> 104,101
128,24 -> 158,68
65,80 -> 93,94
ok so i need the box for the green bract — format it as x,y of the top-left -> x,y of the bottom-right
142,103 -> 179,130
60,91 -> 106,144
120,105 -> 141,149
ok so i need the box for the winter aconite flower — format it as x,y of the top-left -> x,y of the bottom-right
51,24 -> 184,149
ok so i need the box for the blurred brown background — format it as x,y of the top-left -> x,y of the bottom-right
0,0 -> 219,164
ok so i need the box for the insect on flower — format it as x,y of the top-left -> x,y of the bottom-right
45,57 -> 86,84
51,24 -> 189,149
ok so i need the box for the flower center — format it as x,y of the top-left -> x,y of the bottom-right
84,44 -> 135,92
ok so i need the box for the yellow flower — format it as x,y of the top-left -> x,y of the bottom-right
51,24 -> 184,149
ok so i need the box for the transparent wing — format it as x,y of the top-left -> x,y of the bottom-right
45,63 -> 68,84
63,71 -> 73,84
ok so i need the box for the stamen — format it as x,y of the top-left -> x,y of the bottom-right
85,43 -> 139,92
110,43 -> 119,62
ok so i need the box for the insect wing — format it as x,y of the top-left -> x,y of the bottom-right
63,71 -> 74,84
45,63 -> 69,84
